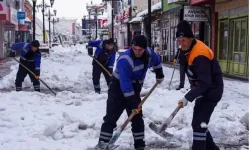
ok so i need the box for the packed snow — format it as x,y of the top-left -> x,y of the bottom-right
0,44 -> 248,150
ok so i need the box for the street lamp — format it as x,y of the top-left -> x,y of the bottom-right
52,10 -> 58,37
44,0 -> 55,48
36,0 -> 51,44
32,0 -> 37,40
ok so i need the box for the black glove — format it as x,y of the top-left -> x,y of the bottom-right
35,69 -> 40,76
88,46 -> 93,55
126,94 -> 139,110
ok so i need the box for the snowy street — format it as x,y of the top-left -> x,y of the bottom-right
0,45 -> 248,150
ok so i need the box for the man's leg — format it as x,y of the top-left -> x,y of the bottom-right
28,70 -> 40,92
191,98 -> 218,150
102,68 -> 112,86
176,65 -> 185,90
98,80 -> 125,146
15,65 -> 27,91
126,92 -> 145,149
92,64 -> 102,93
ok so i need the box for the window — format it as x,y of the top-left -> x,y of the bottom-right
218,21 -> 228,60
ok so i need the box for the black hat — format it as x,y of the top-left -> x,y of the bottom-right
132,35 -> 147,49
104,38 -> 114,45
31,40 -> 40,48
176,20 -> 194,38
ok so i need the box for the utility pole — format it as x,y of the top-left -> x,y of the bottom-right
148,0 -> 151,47
111,0 -> 114,39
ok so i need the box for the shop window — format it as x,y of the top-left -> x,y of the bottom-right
240,21 -> 246,52
234,21 -> 240,52
218,21 -> 228,60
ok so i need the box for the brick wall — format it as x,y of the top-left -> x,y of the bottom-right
215,0 -> 249,12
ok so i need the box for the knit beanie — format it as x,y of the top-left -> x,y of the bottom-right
30,40 -> 40,47
176,20 -> 194,38
132,35 -> 147,49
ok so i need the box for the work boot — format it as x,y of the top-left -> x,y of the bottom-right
176,85 -> 184,90
95,90 -> 100,94
95,141 -> 118,150
135,147 -> 145,150
95,141 -> 108,150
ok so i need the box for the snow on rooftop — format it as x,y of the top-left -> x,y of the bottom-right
136,2 -> 161,17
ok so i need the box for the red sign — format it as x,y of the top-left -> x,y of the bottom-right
72,23 -> 75,35
190,0 -> 212,5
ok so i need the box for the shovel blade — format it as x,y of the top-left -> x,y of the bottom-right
149,122 -> 174,139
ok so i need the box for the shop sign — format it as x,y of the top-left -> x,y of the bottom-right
183,6 -> 209,22
17,11 -> 26,19
168,0 -> 186,4
0,0 -> 6,14
10,8 -> 18,25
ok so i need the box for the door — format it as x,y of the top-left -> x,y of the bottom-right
230,18 -> 248,76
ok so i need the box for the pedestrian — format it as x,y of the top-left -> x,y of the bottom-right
87,38 -> 116,94
173,44 -> 187,90
11,40 -> 41,92
176,20 -> 223,150
95,35 -> 164,150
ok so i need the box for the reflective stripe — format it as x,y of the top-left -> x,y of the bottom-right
134,136 -> 144,140
22,43 -> 29,53
132,80 -> 144,84
88,46 -> 93,48
100,135 -> 111,140
146,48 -> 152,63
98,41 -> 103,49
187,69 -> 193,76
133,64 -> 144,72
20,56 -> 26,60
27,60 -> 34,62
118,55 -> 134,68
195,95 -> 204,100
188,77 -> 196,80
193,137 -> 206,141
124,91 -> 135,97
100,132 -> 113,136
108,66 -> 113,68
35,67 -> 40,70
113,71 -> 119,79
193,132 -> 207,136
146,47 -> 152,55
94,85 -> 100,88
133,132 -> 144,136
152,63 -> 162,69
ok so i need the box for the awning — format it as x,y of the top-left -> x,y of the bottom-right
25,17 -> 31,22
129,17 -> 143,23
136,2 -> 161,17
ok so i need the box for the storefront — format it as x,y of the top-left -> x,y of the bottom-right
215,0 -> 249,78
0,1 -> 18,59
159,6 -> 182,63
184,5 -> 211,47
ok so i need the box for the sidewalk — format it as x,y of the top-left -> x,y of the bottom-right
0,58 -> 16,79
163,62 -> 249,82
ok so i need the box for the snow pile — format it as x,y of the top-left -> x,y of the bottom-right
0,44 -> 248,150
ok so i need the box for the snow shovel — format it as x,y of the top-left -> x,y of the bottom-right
149,103 -> 182,139
168,49 -> 180,90
89,55 -> 112,77
14,58 -> 57,96
104,82 -> 159,149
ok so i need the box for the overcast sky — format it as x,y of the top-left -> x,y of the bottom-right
36,0 -> 102,19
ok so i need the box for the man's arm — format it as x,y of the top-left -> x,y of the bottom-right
184,56 -> 212,102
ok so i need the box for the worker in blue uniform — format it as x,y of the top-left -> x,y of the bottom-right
95,35 -> 164,150
11,40 -> 41,92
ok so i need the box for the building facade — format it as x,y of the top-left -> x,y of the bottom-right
215,0 -> 248,78
0,0 -> 19,59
